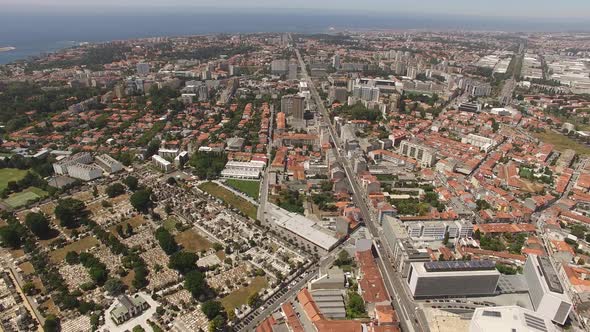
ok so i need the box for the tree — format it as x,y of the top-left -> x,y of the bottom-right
43,314 -> 60,332
345,292 -> 366,318
169,251 -> 197,275
133,265 -> 149,289
25,212 -> 51,238
442,231 -> 450,245
475,199 -> 492,211
106,183 -> 126,198
65,251 -> 79,265
123,175 -> 139,191
155,227 -> 178,255
190,152 -> 228,179
473,229 -> 481,240
132,325 -> 146,332
130,189 -> 152,212
208,315 -> 227,332
54,198 -> 87,228
201,300 -> 223,320
0,226 -> 21,248
104,278 -> 126,296
184,270 -> 206,299
247,293 -> 260,307
88,264 -> 108,285
334,250 -> 352,266
166,177 -> 177,186
22,282 -> 37,295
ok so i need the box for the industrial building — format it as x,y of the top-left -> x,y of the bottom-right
308,289 -> 346,319
461,134 -> 497,152
95,154 -> 123,173
220,160 -> 266,179
470,306 -> 556,332
310,267 -> 346,291
52,152 -> 93,175
67,163 -> 103,181
524,255 -> 573,325
265,203 -> 339,254
407,260 -> 500,298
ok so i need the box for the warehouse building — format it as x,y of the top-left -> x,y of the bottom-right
220,160 -> 266,179
95,154 -> 123,173
407,260 -> 500,298
52,152 -> 93,175
266,203 -> 339,254
67,163 -> 103,181
524,255 -> 572,325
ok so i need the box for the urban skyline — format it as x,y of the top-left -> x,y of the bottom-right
2,0 -> 590,19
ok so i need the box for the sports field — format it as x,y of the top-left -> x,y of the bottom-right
0,168 -> 28,191
3,187 -> 49,208
225,179 -> 260,200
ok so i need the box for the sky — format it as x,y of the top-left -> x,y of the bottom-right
1,0 -> 590,19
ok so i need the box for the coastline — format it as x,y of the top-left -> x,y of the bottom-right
0,46 -> 16,53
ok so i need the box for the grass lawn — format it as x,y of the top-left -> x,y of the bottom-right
199,182 -> 258,219
220,276 -> 268,314
534,131 -> 590,155
0,168 -> 28,191
163,217 -> 178,232
225,179 -> 260,200
49,236 -> 99,263
3,187 -> 49,209
175,229 -> 213,253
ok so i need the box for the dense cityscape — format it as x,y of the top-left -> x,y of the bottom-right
1,26 -> 590,332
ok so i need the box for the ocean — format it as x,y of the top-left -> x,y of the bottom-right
0,10 -> 588,65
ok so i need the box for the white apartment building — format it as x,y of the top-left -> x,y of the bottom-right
152,155 -> 172,172
405,220 -> 474,240
524,255 -> 573,325
399,140 -> 436,167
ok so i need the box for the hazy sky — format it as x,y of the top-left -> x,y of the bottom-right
1,0 -> 589,19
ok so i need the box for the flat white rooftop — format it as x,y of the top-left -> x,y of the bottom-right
470,305 -> 556,332
267,203 -> 338,251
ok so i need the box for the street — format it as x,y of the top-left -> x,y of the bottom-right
294,43 -> 429,332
